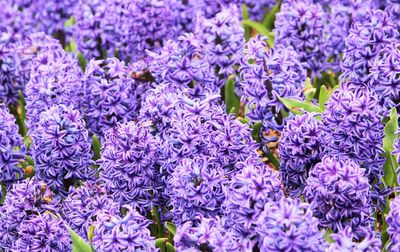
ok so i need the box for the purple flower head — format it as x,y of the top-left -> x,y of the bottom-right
62,181 -> 120,239
386,1 -> 400,33
323,87 -> 385,182
99,120 -> 162,212
275,0 -> 328,77
222,157 -> 284,241
279,113 -> 325,195
341,10 -> 398,85
242,0 -> 276,21
196,5 -> 245,87
167,156 -> 227,225
148,33 -> 216,92
174,216 -> 246,251
387,196 -> 400,251
327,227 -> 381,252
0,104 -> 25,185
304,156 -> 374,240
0,2 -> 34,37
0,179 -> 59,249
9,0 -> 76,35
92,206 -> 155,252
73,0 -> 181,61
239,35 -> 306,134
31,105 -> 94,194
25,41 -> 83,132
256,198 -> 327,252
83,58 -> 139,139
369,43 -> 400,111
13,213 -> 71,252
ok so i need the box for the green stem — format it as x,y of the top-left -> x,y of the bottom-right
152,206 -> 164,238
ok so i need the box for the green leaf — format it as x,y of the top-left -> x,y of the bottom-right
382,107 -> 399,187
68,227 -> 93,252
242,4 -> 251,41
224,76 -> 240,115
242,20 -> 274,47
87,226 -> 95,244
155,238 -> 168,252
78,53 -> 87,71
304,78 -> 316,102
165,222 -> 176,237
318,85 -> 339,111
251,122 -> 262,143
238,117 -> 250,124
64,16 -> 76,27
92,135 -> 101,161
263,0 -> 282,30
278,96 -> 322,114
166,242 -> 176,252
324,228 -> 334,243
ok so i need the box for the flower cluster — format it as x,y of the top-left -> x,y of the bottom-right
239,35 -> 305,135
327,227 -> 381,252
196,5 -> 245,86
341,10 -> 398,85
279,113 -> 325,195
25,39 -> 83,131
0,104 -> 25,185
0,179 -> 59,249
99,120 -> 161,212
83,58 -> 140,139
13,213 -> 71,251
222,157 -> 283,242
62,182 -> 120,239
31,105 -> 93,194
72,0 -> 181,61
274,0 -> 327,76
322,87 -> 385,182
92,207 -> 155,252
304,156 -> 374,239
387,195 -> 400,251
256,198 -> 327,251
168,157 -> 226,225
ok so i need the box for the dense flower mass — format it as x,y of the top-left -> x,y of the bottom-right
99,120 -> 161,212
256,198 -> 327,251
387,196 -> 400,251
0,104 -> 25,185
279,113 -> 325,195
327,227 -> 381,252
13,213 -> 71,251
31,105 -> 93,194
83,58 -> 140,138
304,156 -> 374,239
323,87 -> 385,182
0,179 -> 59,249
72,0 -> 181,61
92,207 -> 155,252
275,0 -> 327,76
62,182 -> 120,239
239,35 -> 305,135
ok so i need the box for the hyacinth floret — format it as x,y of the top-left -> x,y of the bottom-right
323,87 -> 385,182
279,113 -> 325,195
83,58 -> 139,139
0,179 -> 59,249
62,181 -> 120,239
99,120 -> 161,212
327,227 -> 381,252
0,104 -> 25,185
222,157 -> 283,241
168,156 -> 226,225
239,35 -> 305,133
304,156 -> 374,240
32,105 -> 93,194
256,198 -> 327,252
387,195 -> 400,251
341,10 -> 398,85
274,0 -> 327,77
92,206 -> 155,252
13,213 -> 71,252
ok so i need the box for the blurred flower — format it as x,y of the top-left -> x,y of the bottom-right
256,198 -> 327,251
32,105 -> 94,194
279,113 -> 325,195
83,58 -> 139,139
62,181 -> 120,239
92,206 -> 154,252
13,213 -> 71,251
327,227 -> 381,252
304,156 -> 374,240
0,104 -> 25,186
